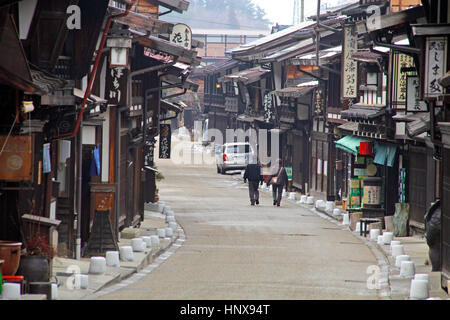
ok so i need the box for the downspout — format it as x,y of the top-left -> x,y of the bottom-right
72,1 -> 136,260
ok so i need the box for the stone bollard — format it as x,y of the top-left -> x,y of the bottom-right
150,235 -> 160,247
410,279 -> 429,299
131,238 -> 145,252
288,192 -> 296,200
165,227 -> 173,237
167,216 -> 176,223
1,282 -> 21,300
141,236 -> 152,248
391,245 -> 405,258
400,261 -> 416,278
120,246 -> 134,261
382,232 -> 393,245
89,257 -> 107,275
106,251 -> 120,267
75,274 -> 89,289
332,208 -> 342,217
390,240 -> 401,252
370,229 -> 380,241
157,228 -> 166,238
377,235 -> 384,245
299,195 -> 307,204
395,255 -> 411,268
342,213 -> 350,225
169,222 -> 178,231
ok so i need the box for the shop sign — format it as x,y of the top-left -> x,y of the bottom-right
424,37 -> 447,99
159,124 -> 171,159
0,135 -> 33,181
106,62 -> 128,105
263,93 -> 274,123
406,76 -> 427,112
363,185 -> 381,205
341,25 -> 358,98
170,23 -> 192,50
392,52 -> 415,109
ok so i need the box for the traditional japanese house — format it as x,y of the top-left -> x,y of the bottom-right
406,0 -> 450,294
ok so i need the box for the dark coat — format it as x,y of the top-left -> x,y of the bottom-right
268,166 -> 288,188
243,164 -> 263,183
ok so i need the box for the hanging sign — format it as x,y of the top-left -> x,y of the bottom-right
159,124 -> 171,159
285,166 -> 293,180
0,135 -> 33,181
392,52 -> 415,109
170,23 -> 192,50
264,93 -> 274,123
106,60 -> 128,105
406,76 -> 427,112
424,37 -> 447,99
341,24 -> 358,98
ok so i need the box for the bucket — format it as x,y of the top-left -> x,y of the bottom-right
0,241 -> 22,276
362,177 -> 382,208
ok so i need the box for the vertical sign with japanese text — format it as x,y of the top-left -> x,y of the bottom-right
406,76 -> 427,112
159,124 -> 171,159
106,62 -> 128,106
392,52 -> 415,109
170,23 -> 192,50
264,93 -> 274,123
341,25 -> 358,98
424,37 -> 447,99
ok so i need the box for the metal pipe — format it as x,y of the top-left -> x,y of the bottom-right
73,0 -> 136,260
75,125 -> 82,260
55,1 -> 136,140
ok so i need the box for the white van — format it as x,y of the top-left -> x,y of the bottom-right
216,142 -> 254,174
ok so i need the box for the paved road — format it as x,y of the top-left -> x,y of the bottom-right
99,141 -> 379,300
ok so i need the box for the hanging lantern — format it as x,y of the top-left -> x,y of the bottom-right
107,30 -> 132,68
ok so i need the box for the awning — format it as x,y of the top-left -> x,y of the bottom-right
161,99 -> 182,113
271,80 -> 318,98
41,87 -> 106,106
335,135 -> 370,156
153,0 -> 189,13
289,46 -> 341,66
338,121 -> 359,132
439,71 -> 450,88
110,6 -> 172,34
351,49 -> 383,64
373,142 -> 397,167
218,66 -> 271,85
341,104 -> 386,120
0,10 -> 38,93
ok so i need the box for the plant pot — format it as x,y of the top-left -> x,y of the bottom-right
0,241 -> 22,276
16,255 -> 49,286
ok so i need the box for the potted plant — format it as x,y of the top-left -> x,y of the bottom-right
17,232 -> 54,285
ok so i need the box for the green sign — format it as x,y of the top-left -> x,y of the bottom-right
285,166 -> 293,180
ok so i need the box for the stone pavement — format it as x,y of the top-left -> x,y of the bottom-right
49,203 -> 181,300
252,178 -> 449,300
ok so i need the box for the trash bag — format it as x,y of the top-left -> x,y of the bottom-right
425,200 -> 441,271
394,203 -> 409,237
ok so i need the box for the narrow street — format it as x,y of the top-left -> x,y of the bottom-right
99,141 -> 379,300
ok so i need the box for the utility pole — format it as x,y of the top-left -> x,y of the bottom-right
293,0 -> 305,25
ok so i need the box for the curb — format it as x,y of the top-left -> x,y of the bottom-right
78,209 -> 184,300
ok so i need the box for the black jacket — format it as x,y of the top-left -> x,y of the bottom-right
268,166 -> 288,188
243,164 -> 263,182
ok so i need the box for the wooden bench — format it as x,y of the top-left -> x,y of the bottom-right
359,217 -> 383,237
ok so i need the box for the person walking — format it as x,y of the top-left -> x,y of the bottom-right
268,158 -> 288,207
243,155 -> 263,206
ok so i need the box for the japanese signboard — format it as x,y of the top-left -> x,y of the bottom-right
341,25 -> 358,98
264,93 -> 274,123
159,124 -> 171,159
392,52 -> 415,109
170,23 -> 192,50
0,135 -> 33,181
406,76 -> 427,112
106,61 -> 128,105
424,37 -> 447,99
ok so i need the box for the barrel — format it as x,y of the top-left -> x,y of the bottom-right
363,177 -> 382,208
